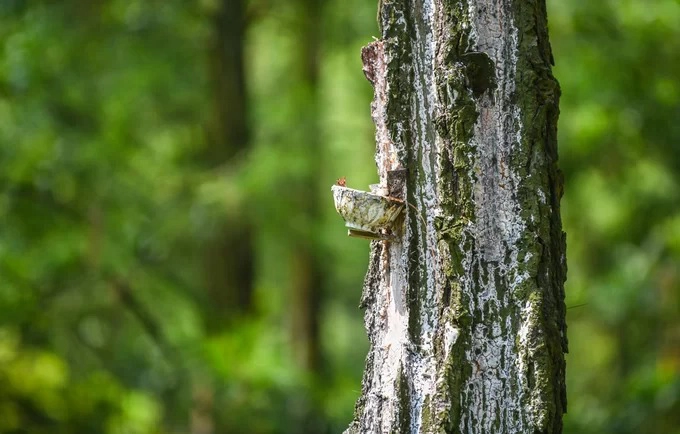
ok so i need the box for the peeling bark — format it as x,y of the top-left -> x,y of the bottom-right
346,1 -> 566,433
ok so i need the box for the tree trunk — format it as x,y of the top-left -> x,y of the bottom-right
289,0 -> 323,376
193,1 -> 252,432
346,0 -> 566,433
203,0 -> 254,329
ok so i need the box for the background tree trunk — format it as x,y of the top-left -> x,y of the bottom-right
203,0 -> 255,331
347,0 -> 566,433
193,2 -> 253,432
289,0 -> 323,378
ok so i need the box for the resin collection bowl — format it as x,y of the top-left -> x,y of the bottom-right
331,185 -> 404,239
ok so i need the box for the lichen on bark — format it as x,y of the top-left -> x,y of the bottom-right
347,0 -> 566,433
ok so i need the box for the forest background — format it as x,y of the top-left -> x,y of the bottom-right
0,0 -> 678,433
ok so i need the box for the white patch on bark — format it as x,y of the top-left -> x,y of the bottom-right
443,312 -> 460,352
537,188 -> 547,204
377,239 -> 410,433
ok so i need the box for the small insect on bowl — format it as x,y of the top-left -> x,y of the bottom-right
331,185 -> 405,239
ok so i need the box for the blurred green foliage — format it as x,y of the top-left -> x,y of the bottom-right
551,1 -> 680,432
0,0 -> 678,433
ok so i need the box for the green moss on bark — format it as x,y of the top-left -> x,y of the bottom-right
396,365 -> 412,433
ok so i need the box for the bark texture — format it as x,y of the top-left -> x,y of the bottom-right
346,0 -> 566,433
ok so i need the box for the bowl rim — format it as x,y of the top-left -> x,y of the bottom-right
331,184 -> 404,203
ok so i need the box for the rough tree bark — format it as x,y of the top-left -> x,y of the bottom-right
346,0 -> 566,433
